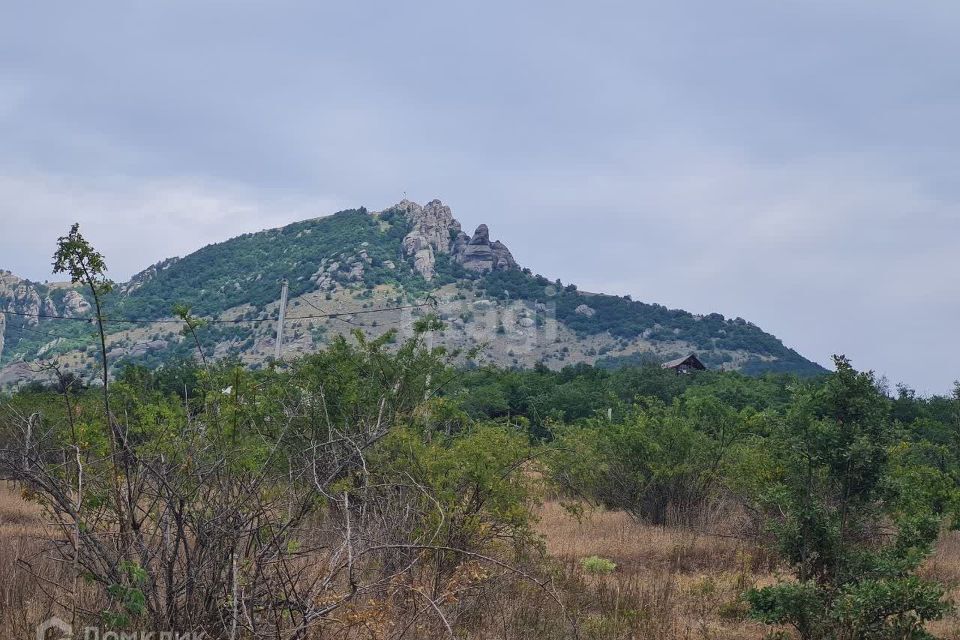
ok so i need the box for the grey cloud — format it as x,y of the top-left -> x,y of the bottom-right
1,0 -> 959,393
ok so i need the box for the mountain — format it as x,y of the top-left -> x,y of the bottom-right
0,200 -> 826,386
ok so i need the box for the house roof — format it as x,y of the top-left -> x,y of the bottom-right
661,354 -> 706,370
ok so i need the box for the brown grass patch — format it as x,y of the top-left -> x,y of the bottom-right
0,483 -> 103,640
535,500 -> 776,639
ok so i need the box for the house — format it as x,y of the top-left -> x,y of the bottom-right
662,354 -> 706,374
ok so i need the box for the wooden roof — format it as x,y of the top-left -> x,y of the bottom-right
661,354 -> 706,371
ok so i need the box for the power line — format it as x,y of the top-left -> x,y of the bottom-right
298,296 -> 357,327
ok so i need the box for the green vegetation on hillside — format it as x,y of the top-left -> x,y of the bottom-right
1,211 -> 825,377
478,268 -> 825,375
110,208 -> 425,318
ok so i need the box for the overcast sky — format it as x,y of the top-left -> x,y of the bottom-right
2,1 -> 958,393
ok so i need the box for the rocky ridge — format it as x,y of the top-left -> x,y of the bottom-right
0,272 -> 80,324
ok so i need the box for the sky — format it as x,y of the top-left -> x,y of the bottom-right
1,1 -> 958,394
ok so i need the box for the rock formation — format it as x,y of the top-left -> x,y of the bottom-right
62,290 -> 91,317
454,224 -> 517,272
393,199 -> 517,278
395,199 -> 461,280
490,240 -> 518,270
1,273 -> 44,326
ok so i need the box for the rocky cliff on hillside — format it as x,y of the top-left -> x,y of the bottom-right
395,199 -> 461,280
0,271 -> 88,361
394,199 -> 517,279
61,290 -> 91,317
1,272 -> 56,326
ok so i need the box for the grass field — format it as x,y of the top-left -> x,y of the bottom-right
3,485 -> 960,639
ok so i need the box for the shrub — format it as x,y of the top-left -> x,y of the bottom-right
580,555 -> 616,575
746,357 -> 956,639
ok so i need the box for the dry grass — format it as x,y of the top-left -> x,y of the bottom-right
533,501 -> 960,640
5,485 -> 960,639
924,530 -> 960,639
535,500 -> 777,639
0,484 -> 105,640
0,482 -> 57,639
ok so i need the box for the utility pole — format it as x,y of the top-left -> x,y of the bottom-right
275,279 -> 289,361
423,320 -> 434,441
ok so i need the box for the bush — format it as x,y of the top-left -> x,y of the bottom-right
550,397 -> 746,525
580,555 -> 616,575
746,357 -> 956,639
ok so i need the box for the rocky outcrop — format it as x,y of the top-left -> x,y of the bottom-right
575,304 -> 596,317
454,225 -> 518,272
129,339 -> 168,357
490,240 -> 517,270
457,224 -> 494,272
62,290 -> 91,317
392,199 -> 517,279
108,339 -> 169,361
0,273 -> 46,326
394,199 -> 461,280
0,361 -> 45,388
0,273 -> 83,359
11,285 -> 42,325
309,250 -> 367,290
0,271 -> 22,299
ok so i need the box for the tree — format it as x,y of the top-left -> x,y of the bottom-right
52,224 -> 143,609
747,356 -> 953,639
52,224 -> 113,403
550,396 -> 747,525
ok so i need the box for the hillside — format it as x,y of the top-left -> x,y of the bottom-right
0,199 -> 826,385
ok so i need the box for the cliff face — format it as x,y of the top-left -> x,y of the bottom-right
1,272 -> 47,326
456,224 -> 518,272
0,274 -> 87,320
0,271 -> 90,361
393,199 -> 517,279
395,199 -> 461,280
